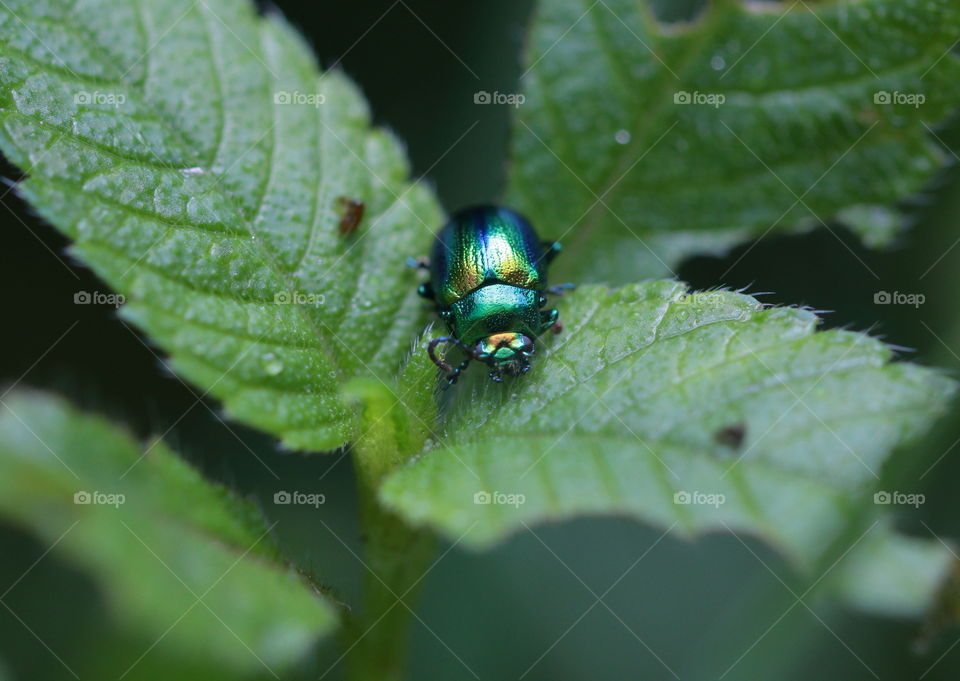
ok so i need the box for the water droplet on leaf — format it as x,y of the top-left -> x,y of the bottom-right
262,352 -> 284,375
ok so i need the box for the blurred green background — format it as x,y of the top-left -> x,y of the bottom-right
1,0 -> 959,679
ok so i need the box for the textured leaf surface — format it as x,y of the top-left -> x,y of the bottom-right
0,0 -> 442,450
508,0 -> 960,281
381,282 -> 955,575
0,391 -> 336,673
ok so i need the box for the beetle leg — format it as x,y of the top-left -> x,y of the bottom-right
541,240 -> 563,263
429,336 -> 485,387
550,321 -> 564,335
541,308 -> 559,333
417,282 -> 435,300
444,357 -> 472,388
546,282 -> 576,297
428,336 -> 460,372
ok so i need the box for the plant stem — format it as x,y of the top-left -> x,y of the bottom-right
340,379 -> 437,681
341,486 -> 435,681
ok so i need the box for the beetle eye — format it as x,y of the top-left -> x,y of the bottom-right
516,336 -> 535,355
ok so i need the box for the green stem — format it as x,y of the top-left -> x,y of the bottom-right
340,379 -> 437,681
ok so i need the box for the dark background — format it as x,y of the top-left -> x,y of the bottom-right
1,0 -> 959,679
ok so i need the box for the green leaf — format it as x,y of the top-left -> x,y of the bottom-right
833,520 -> 957,618
508,0 -> 960,281
381,282 -> 955,575
0,390 -> 336,674
0,0 -> 442,451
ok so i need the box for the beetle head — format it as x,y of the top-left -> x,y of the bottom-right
476,332 -> 535,379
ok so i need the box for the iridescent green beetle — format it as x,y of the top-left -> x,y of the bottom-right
413,205 -> 573,385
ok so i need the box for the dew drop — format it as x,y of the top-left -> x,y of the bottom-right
614,129 -> 631,145
262,352 -> 284,376
710,55 -> 726,71
180,166 -> 205,175
75,218 -> 93,237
